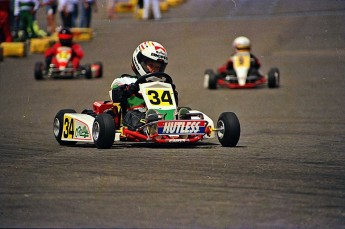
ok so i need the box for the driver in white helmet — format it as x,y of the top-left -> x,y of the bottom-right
220,36 -> 262,78
110,41 -> 178,130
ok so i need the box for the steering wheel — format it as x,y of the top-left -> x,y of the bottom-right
135,72 -> 173,86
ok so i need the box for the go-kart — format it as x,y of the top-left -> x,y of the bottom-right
204,52 -> 280,89
53,72 -> 241,149
34,46 -> 103,80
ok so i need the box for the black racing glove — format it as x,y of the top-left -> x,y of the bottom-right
112,83 -> 139,103
124,83 -> 139,96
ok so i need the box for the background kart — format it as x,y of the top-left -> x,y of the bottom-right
34,46 -> 103,80
204,52 -> 280,89
53,72 -> 241,149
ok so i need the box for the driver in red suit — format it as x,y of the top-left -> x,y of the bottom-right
44,27 -> 84,69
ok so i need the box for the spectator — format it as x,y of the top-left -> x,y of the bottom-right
71,0 -> 78,27
0,0 -> 13,42
58,0 -> 73,27
14,0 -> 40,40
80,0 -> 97,28
143,0 -> 161,20
41,0 -> 57,35
106,0 -> 116,20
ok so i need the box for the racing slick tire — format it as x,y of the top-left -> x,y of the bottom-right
84,64 -> 92,79
217,112 -> 240,147
92,113 -> 115,149
204,69 -> 218,89
0,46 -> 3,62
53,109 -> 78,146
268,67 -> 280,88
34,62 -> 44,80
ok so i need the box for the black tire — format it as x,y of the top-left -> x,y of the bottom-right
34,62 -> 44,80
217,112 -> 240,147
268,67 -> 280,88
53,109 -> 77,146
84,64 -> 92,79
204,69 -> 218,89
94,61 -> 103,78
92,113 -> 115,149
0,46 -> 4,62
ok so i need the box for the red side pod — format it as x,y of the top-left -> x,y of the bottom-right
93,101 -> 113,114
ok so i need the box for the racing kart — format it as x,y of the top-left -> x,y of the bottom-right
34,46 -> 103,80
53,72 -> 241,149
204,52 -> 280,89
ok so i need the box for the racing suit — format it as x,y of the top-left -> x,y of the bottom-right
44,42 -> 84,69
111,74 -> 178,130
218,52 -> 262,78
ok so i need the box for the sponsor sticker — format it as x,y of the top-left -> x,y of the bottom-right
62,115 -> 91,140
157,121 -> 205,135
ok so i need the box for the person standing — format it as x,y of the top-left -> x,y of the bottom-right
0,0 -> 13,42
58,0 -> 73,28
71,0 -> 78,27
41,0 -> 57,35
142,0 -> 161,20
14,0 -> 40,40
106,0 -> 116,20
79,0 -> 97,28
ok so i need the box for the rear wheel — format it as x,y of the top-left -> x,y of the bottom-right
268,67 -> 280,88
53,109 -> 77,146
93,113 -> 115,149
0,46 -> 3,62
204,69 -> 218,89
93,61 -> 103,78
84,64 -> 92,79
217,112 -> 240,147
34,62 -> 44,80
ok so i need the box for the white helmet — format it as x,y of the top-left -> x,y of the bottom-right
131,41 -> 168,76
233,36 -> 251,51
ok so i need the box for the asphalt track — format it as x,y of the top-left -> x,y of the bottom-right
1,0 -> 345,228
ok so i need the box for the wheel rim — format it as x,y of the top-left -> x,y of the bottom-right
275,73 -> 280,86
203,74 -> 209,88
217,120 -> 225,139
92,121 -> 100,141
53,118 -> 60,137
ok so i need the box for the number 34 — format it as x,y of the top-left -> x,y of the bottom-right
147,90 -> 173,106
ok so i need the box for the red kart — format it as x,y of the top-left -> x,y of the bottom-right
34,46 -> 103,80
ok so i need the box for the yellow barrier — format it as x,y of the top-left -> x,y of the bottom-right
71,28 -> 93,42
167,0 -> 185,7
0,42 -> 27,57
30,37 -> 57,53
115,0 -> 137,13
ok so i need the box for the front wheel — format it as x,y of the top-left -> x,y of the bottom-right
204,69 -> 218,89
217,112 -> 240,147
92,113 -> 115,149
34,62 -> 44,80
53,109 -> 77,146
268,67 -> 280,88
